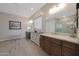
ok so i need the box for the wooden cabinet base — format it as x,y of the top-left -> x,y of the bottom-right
50,43 -> 61,56
62,47 -> 78,56
40,35 -> 79,56
40,35 -> 62,56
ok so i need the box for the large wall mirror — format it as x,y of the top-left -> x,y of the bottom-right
55,15 -> 77,35
45,15 -> 77,36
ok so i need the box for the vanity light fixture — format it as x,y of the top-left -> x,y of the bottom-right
49,3 -> 66,14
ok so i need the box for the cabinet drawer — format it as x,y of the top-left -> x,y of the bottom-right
40,35 -> 62,45
40,35 -> 45,39
47,37 -> 61,45
40,35 -> 49,40
49,38 -> 61,45
63,41 -> 79,49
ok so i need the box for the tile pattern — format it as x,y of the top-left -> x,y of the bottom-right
0,39 -> 48,56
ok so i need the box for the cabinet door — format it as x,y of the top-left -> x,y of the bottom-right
50,43 -> 61,56
40,36 -> 51,55
62,47 -> 78,56
62,41 -> 79,56
44,39 -> 51,55
40,36 -> 45,49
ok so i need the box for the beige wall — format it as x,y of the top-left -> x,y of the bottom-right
0,12 -> 27,41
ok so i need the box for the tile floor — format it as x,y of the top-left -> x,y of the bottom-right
0,39 -> 48,56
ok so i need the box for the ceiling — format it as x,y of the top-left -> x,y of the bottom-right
0,3 -> 46,18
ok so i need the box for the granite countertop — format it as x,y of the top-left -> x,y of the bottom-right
40,33 -> 79,44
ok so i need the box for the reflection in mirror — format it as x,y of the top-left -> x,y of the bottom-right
55,15 -> 77,36
45,15 -> 77,36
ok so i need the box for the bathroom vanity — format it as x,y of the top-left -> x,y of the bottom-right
40,14 -> 79,56
40,33 -> 79,56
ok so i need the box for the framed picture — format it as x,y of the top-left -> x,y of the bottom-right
9,21 -> 21,30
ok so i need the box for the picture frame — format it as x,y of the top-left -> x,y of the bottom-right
9,21 -> 21,30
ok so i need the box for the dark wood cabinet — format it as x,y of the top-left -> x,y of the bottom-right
62,47 -> 77,56
43,39 -> 51,54
40,35 -> 62,56
50,43 -> 61,56
49,37 -> 62,56
40,35 -> 79,56
62,41 -> 79,56
40,36 -> 51,55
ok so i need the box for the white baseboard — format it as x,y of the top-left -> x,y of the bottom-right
0,36 -> 26,42
0,38 -> 11,42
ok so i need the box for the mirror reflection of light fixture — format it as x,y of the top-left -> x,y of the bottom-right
49,6 -> 57,14
29,20 -> 33,24
27,26 -> 31,30
58,3 -> 66,10
49,3 -> 66,14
